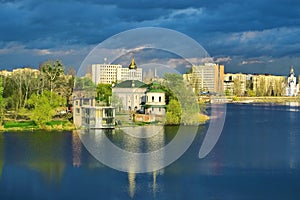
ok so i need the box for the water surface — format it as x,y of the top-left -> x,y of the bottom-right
0,103 -> 300,199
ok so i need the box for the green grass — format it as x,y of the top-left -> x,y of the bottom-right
3,121 -> 37,129
2,120 -> 73,131
45,120 -> 68,126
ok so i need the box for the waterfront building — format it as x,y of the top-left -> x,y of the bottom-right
184,63 -> 224,94
91,57 -> 143,85
286,67 -> 299,96
73,97 -> 115,129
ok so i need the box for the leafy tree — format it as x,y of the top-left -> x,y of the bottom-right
256,78 -> 266,96
40,60 -> 65,99
96,84 -> 112,106
27,91 -> 65,127
166,99 -> 181,125
233,78 -> 242,96
73,77 -> 96,99
163,73 -> 201,125
247,89 -> 256,97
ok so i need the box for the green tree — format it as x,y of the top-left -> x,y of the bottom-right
163,73 -> 201,125
27,91 -> 65,127
256,78 -> 266,96
96,84 -> 112,106
166,99 -> 181,125
247,89 -> 256,97
40,60 -> 65,99
233,78 -> 242,96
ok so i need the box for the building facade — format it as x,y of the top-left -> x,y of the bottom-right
185,63 -> 224,94
143,89 -> 166,115
91,64 -> 122,84
112,80 -> 148,112
73,97 -> 115,129
91,58 -> 143,85
224,73 -> 247,96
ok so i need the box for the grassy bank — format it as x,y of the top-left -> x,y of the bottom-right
0,120 -> 75,132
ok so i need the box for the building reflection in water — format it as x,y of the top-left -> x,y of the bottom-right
72,131 -> 82,167
77,125 -> 166,198
123,126 -> 165,198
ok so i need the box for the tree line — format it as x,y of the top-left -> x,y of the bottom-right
0,60 -> 75,127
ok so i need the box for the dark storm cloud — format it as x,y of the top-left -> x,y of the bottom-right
1,0 -> 300,73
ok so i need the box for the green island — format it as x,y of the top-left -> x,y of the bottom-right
0,60 -> 209,131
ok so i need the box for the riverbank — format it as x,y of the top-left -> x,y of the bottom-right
0,120 -> 76,132
228,96 -> 300,103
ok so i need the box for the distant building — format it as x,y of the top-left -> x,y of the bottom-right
0,68 -> 40,77
224,73 -> 247,95
223,72 -> 286,96
184,63 -> 224,94
286,67 -> 299,96
91,57 -> 143,85
91,64 -> 122,84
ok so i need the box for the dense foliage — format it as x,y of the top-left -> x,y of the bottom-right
0,60 -> 75,127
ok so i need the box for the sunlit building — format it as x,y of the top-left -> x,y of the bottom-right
224,73 -> 247,96
251,74 -> 286,96
112,80 -> 148,112
184,63 -> 224,94
0,68 -> 40,77
91,57 -> 143,85
91,64 -> 122,84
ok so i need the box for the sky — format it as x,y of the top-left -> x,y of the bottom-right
1,0 -> 300,75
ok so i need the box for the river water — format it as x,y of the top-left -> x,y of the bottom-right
0,103 -> 300,199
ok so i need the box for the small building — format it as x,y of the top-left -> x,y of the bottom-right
73,97 -> 115,129
143,88 -> 166,116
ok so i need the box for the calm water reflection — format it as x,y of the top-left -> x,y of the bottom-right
0,104 -> 300,199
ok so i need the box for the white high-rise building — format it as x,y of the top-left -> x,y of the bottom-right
91,57 -> 143,85
185,63 -> 224,94
91,64 -> 122,84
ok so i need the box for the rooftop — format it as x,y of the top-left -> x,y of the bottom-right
113,80 -> 147,88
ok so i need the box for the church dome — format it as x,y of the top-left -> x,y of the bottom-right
128,56 -> 137,70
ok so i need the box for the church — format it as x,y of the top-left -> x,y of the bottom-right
112,57 -> 166,117
286,67 -> 299,96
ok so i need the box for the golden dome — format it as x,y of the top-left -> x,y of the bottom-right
128,56 -> 137,70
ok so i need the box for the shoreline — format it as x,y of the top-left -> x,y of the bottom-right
227,96 -> 300,104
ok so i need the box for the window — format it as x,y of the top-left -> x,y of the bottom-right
76,108 -> 80,114
159,96 -> 161,102
159,107 -> 161,112
152,107 -> 154,111
152,96 -> 154,102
